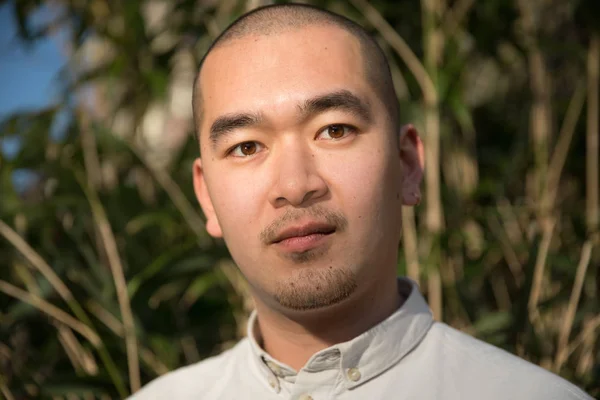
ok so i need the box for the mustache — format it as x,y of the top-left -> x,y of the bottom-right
260,206 -> 348,245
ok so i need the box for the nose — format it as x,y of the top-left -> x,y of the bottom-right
268,142 -> 328,208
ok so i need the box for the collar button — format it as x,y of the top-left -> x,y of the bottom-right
267,376 -> 280,393
347,367 -> 361,382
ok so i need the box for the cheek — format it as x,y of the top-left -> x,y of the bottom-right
208,172 -> 266,239
324,144 -> 402,248
328,148 -> 398,211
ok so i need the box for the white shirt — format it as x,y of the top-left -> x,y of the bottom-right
130,278 -> 592,399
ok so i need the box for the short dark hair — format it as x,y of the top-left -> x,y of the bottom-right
192,3 -> 398,142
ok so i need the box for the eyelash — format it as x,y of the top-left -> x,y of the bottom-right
225,123 -> 359,157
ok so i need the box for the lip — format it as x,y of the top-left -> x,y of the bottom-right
271,222 -> 336,252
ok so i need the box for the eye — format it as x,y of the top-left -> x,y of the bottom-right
229,141 -> 264,157
316,124 -> 357,140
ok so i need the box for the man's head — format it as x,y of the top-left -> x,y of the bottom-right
192,3 -> 424,315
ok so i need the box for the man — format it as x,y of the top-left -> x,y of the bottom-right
131,4 -> 592,399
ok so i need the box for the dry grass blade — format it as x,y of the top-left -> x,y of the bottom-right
402,206 -> 420,286
349,0 -> 437,103
587,34 -> 599,233
428,269 -> 442,321
86,300 -> 125,336
0,280 -> 101,347
527,220 -> 555,323
554,241 -> 593,371
56,322 -> 99,375
497,198 -> 526,246
139,348 -> 170,376
180,335 -> 201,364
15,261 -> 42,295
441,0 -> 476,38
79,111 -> 102,190
0,383 -> 15,400
78,112 -> 141,391
517,0 -> 552,222
127,143 -> 211,248
57,325 -> 83,373
420,0 -> 445,325
565,314 -> 600,361
0,220 -> 74,303
547,81 -> 586,207
0,343 -> 11,359
79,174 -> 141,392
0,213 -> 127,396
86,300 -> 170,376
490,272 -> 512,310
487,213 -> 524,285
245,0 -> 268,12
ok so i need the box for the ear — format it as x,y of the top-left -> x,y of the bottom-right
399,124 -> 425,206
192,158 -> 223,238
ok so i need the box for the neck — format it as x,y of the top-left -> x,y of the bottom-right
253,276 -> 402,371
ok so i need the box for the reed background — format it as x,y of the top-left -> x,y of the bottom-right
0,0 -> 599,398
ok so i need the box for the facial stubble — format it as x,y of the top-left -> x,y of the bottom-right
262,206 -> 358,311
272,266 -> 358,311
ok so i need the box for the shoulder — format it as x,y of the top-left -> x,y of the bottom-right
425,322 -> 592,400
128,338 -> 250,400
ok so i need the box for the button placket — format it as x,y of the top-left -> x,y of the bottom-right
260,357 -> 281,393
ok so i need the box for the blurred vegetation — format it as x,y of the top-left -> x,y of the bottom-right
0,0 -> 599,398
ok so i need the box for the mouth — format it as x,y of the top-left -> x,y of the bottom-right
271,222 -> 336,253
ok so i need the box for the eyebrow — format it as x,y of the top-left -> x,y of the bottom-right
208,90 -> 372,149
299,90 -> 372,125
209,113 -> 263,146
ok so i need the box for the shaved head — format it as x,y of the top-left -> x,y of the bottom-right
192,3 -> 398,142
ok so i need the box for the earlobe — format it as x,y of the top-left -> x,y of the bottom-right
399,124 -> 425,206
192,158 -> 223,238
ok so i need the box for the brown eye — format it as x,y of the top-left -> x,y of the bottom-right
230,141 -> 263,157
240,142 -> 257,155
317,124 -> 355,141
327,125 -> 346,139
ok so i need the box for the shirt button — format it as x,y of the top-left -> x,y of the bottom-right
267,376 -> 280,393
298,395 -> 313,400
347,367 -> 361,382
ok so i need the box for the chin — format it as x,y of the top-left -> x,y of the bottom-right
269,264 -> 358,311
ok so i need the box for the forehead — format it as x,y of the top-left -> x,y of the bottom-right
198,25 -> 371,135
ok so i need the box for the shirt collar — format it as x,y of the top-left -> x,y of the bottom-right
247,278 -> 433,391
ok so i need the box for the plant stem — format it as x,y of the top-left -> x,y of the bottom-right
587,34 -> 599,234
